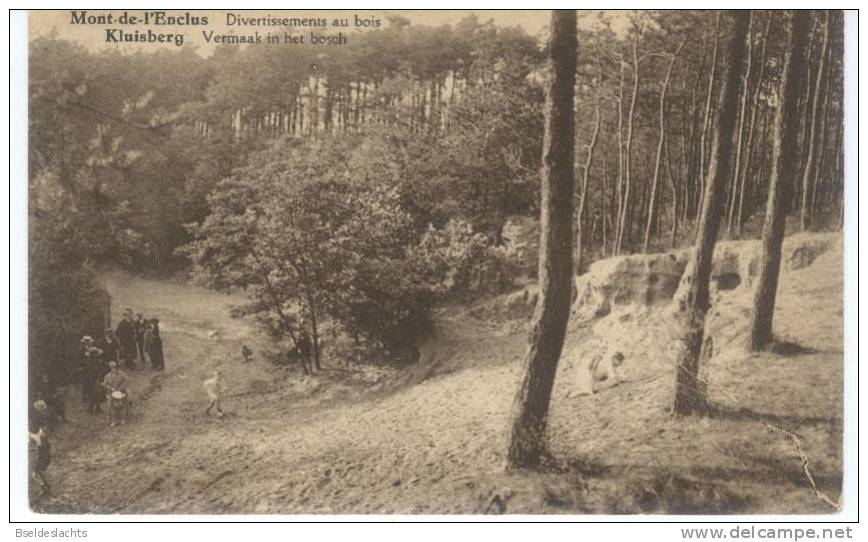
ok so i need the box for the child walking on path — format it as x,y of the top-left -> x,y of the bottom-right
203,370 -> 225,418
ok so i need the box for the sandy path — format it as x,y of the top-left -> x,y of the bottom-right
34,234 -> 844,515
34,273 -> 533,514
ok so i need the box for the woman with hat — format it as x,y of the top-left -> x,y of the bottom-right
146,318 -> 165,371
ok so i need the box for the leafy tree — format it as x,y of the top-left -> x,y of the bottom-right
183,136 -> 435,364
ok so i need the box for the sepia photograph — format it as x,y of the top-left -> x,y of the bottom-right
13,7 -> 855,518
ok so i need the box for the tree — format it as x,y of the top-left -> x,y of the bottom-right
697,13 -> 721,215
800,10 -> 831,231
183,136 -> 435,366
747,12 -> 813,351
672,11 -> 751,416
576,93 -> 600,272
614,22 -> 642,255
506,10 -> 577,468
733,12 -> 773,237
643,39 -> 685,253
725,11 -> 754,237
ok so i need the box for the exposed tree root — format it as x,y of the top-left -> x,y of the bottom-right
763,422 -> 841,511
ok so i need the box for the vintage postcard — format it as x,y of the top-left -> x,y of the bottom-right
12,8 -> 855,519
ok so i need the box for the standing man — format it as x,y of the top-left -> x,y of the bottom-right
83,343 -> 107,415
98,329 -> 119,365
134,313 -> 147,365
115,309 -> 137,370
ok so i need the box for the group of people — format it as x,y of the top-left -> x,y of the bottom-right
78,309 -> 164,421
29,309 -> 169,495
30,310 -> 248,496
107,309 -> 165,371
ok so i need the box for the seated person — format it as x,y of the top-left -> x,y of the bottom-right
102,361 -> 129,427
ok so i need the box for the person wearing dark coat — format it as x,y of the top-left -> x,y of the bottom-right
147,319 -> 165,370
97,330 -> 120,365
83,346 -> 107,414
115,310 -> 137,370
133,313 -> 147,364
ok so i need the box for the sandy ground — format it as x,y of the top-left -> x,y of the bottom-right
30,233 -> 844,515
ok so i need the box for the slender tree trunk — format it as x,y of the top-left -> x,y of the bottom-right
748,12 -> 812,351
736,12 -> 773,236
307,289 -> 321,371
507,10 -> 577,468
617,32 -> 641,254
296,92 -> 304,134
811,42 -> 834,216
727,12 -> 754,237
644,41 -> 684,253
800,10 -> 830,230
679,87 -> 690,217
684,84 -> 697,224
666,133 -> 680,248
686,70 -> 702,220
577,101 -> 601,272
324,88 -> 334,132
614,60 -> 626,256
748,106 -> 773,218
307,77 -> 315,135
796,15 -> 819,184
698,13 -> 721,217
602,155 -> 609,255
834,123 -> 844,230
673,11 -> 750,416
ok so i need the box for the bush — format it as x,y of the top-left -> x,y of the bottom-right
29,215 -> 110,393
411,219 -> 519,299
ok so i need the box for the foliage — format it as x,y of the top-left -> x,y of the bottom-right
29,212 -> 109,390
411,219 -> 519,298
182,136 -> 433,354
29,16 -> 550,275
28,11 -> 846,368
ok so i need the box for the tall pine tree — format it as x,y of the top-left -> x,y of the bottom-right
507,10 -> 577,468
748,12 -> 813,351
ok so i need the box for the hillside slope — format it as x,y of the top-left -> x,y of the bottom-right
32,232 -> 844,515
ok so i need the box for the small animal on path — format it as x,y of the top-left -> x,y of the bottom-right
241,344 -> 253,363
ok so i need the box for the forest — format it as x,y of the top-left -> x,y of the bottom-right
30,11 -> 845,382
27,10 -> 847,512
